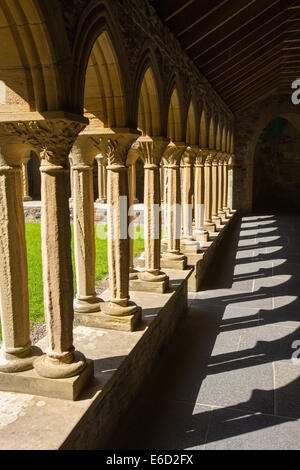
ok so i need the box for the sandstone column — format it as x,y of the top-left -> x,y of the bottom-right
194,148 -> 209,242
127,143 -> 141,280
33,119 -> 88,379
161,161 -> 169,251
131,137 -> 169,292
70,135 -> 102,314
204,151 -> 217,233
161,142 -> 187,270
0,135 -> 40,373
218,154 -> 226,220
211,153 -> 222,226
180,147 -> 198,252
21,153 -> 32,201
69,155 -> 74,202
228,153 -> 235,212
223,153 -> 230,215
99,132 -> 141,320
95,154 -> 107,204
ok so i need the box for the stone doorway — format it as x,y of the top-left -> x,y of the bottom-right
253,117 -> 300,213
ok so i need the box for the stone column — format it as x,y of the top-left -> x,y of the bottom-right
21,153 -> 32,201
160,160 -> 164,203
218,154 -> 226,221
223,153 -> 230,215
194,148 -> 209,242
99,132 -> 141,323
180,147 -> 198,253
70,135 -> 102,314
161,162 -> 169,251
161,142 -> 187,270
228,153 -> 235,212
69,155 -> 74,202
95,154 -> 107,204
127,144 -> 141,280
204,151 -> 217,233
0,135 -> 40,373
211,153 -> 222,226
32,119 -> 88,379
130,137 -> 169,293
129,161 -> 139,204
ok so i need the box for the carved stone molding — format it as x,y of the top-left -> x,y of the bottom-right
181,147 -> 196,167
99,133 -> 140,168
162,143 -> 186,167
138,137 -> 169,167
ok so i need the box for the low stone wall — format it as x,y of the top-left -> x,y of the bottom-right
187,212 -> 238,292
0,268 -> 192,450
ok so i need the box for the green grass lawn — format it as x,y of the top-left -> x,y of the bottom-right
0,223 -> 144,338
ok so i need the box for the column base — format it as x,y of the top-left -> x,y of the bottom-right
218,210 -> 226,219
74,295 -> 102,313
96,198 -> 107,204
204,222 -> 216,233
223,207 -> 231,216
193,229 -> 209,242
23,196 -> 32,202
212,216 -> 222,225
136,251 -> 145,268
75,301 -> 141,332
34,351 -> 87,379
129,269 -> 139,280
161,253 -> 187,270
180,239 -> 199,254
0,357 -> 93,401
129,271 -> 169,293
0,346 -> 42,373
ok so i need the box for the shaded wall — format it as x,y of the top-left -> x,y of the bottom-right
253,118 -> 300,212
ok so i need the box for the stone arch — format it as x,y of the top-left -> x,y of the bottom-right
186,98 -> 198,145
136,68 -> 161,137
199,109 -> 208,148
167,86 -> 184,142
221,123 -> 227,152
216,121 -> 222,151
70,1 -> 131,125
234,96 -> 300,212
0,0 -> 68,112
208,115 -> 217,149
83,31 -> 127,128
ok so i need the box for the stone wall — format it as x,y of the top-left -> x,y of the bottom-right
234,94 -> 300,213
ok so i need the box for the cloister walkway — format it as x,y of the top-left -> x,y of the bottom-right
113,214 -> 300,450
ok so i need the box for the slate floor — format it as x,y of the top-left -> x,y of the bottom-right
114,214 -> 300,450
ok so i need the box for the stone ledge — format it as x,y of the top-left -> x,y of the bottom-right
0,360 -> 94,401
0,268 -> 192,450
187,212 -> 238,292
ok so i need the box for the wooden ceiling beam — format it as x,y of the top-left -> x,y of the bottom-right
214,45 -> 282,89
220,54 -> 282,95
188,0 -> 282,63
210,34 -> 283,83
180,0 -> 256,51
166,0 -> 229,37
223,62 -> 281,101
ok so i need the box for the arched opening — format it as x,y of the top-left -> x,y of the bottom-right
186,101 -> 197,145
199,111 -> 208,148
28,151 -> 41,200
167,88 -> 182,142
137,67 -> 160,138
253,117 -> 300,212
208,117 -> 216,149
84,31 -> 127,128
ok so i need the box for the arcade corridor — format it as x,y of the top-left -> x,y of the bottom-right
112,215 -> 300,450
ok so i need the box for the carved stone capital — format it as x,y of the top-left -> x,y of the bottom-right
99,132 -> 140,169
71,134 -> 103,167
138,136 -> 169,168
205,149 -> 218,165
162,142 -> 186,167
181,146 -> 196,167
195,148 -> 209,166
228,153 -> 235,166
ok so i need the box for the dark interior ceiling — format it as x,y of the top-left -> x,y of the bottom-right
150,0 -> 300,112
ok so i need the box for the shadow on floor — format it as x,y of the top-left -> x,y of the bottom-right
106,214 -> 300,450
